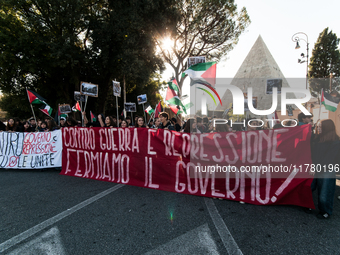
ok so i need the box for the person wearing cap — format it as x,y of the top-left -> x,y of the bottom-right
60,117 -> 67,127
29,117 -> 36,130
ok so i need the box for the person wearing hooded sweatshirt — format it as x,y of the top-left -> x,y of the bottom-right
310,119 -> 340,219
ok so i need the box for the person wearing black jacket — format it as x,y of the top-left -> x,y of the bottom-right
310,119 -> 340,219
158,112 -> 174,130
22,121 -> 34,132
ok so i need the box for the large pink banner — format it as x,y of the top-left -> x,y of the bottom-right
60,125 -> 314,208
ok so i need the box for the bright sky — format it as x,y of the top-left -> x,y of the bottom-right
162,0 -> 340,114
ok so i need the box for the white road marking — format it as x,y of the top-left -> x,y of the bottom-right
0,184 -> 124,253
145,224 -> 219,255
204,198 -> 243,255
8,227 -> 65,255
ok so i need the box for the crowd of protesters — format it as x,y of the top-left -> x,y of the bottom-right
1,111 -> 339,219
0,111 -> 310,133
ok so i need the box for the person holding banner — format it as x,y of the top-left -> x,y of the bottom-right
22,121 -> 34,132
47,119 -> 59,131
158,112 -> 174,131
60,117 -> 67,127
148,120 -> 154,129
182,118 -> 197,133
152,118 -> 160,129
6,118 -> 18,132
135,117 -> 147,128
126,116 -> 133,127
120,120 -> 128,128
171,117 -> 181,132
103,116 -> 115,128
196,117 -> 206,133
29,117 -> 37,130
311,119 -> 340,219
39,121 -> 48,132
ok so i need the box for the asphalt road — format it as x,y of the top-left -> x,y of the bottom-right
0,169 -> 340,255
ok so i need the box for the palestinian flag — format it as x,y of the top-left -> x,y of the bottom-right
167,78 -> 179,93
72,102 -> 81,112
182,61 -> 216,87
26,89 -> 46,105
321,89 -> 340,112
57,105 -> 68,118
184,102 -> 194,109
145,105 -> 155,115
165,79 -> 186,114
90,111 -> 96,122
39,104 -> 53,116
169,105 -> 182,115
154,101 -> 162,118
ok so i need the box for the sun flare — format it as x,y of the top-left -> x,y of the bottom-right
161,37 -> 173,52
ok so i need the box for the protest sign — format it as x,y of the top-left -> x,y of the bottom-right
60,125 -> 314,208
0,130 -> 62,169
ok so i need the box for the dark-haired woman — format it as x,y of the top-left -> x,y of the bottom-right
182,118 -> 197,133
39,121 -> 48,132
47,119 -> 59,131
22,121 -> 34,132
135,117 -> 146,128
120,120 -> 128,128
104,116 -> 115,128
6,118 -> 17,132
311,119 -> 340,219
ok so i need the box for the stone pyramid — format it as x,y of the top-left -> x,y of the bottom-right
215,35 -> 292,113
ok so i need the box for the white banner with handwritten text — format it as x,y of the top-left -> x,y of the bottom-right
0,130 -> 62,169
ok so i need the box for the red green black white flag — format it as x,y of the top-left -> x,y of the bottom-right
39,104 -> 53,116
321,89 -> 340,112
26,89 -> 46,105
90,111 -> 96,122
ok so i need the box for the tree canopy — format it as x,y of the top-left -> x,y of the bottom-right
309,27 -> 340,96
0,0 -> 176,119
156,0 -> 250,92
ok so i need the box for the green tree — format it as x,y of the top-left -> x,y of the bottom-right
0,0 -> 176,118
309,27 -> 340,97
156,0 -> 250,93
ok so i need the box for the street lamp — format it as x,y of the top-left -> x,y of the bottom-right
291,32 -> 309,90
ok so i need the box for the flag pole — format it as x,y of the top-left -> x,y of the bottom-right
130,112 -> 133,127
152,104 -> 157,122
176,114 -> 182,126
147,112 -> 154,125
80,100 -> 84,127
58,104 -> 60,126
84,96 -> 88,112
154,101 -> 159,121
318,89 -> 323,121
26,87 -> 38,131
116,96 -> 119,127
114,79 -> 119,127
142,103 -> 146,124
30,104 -> 38,131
